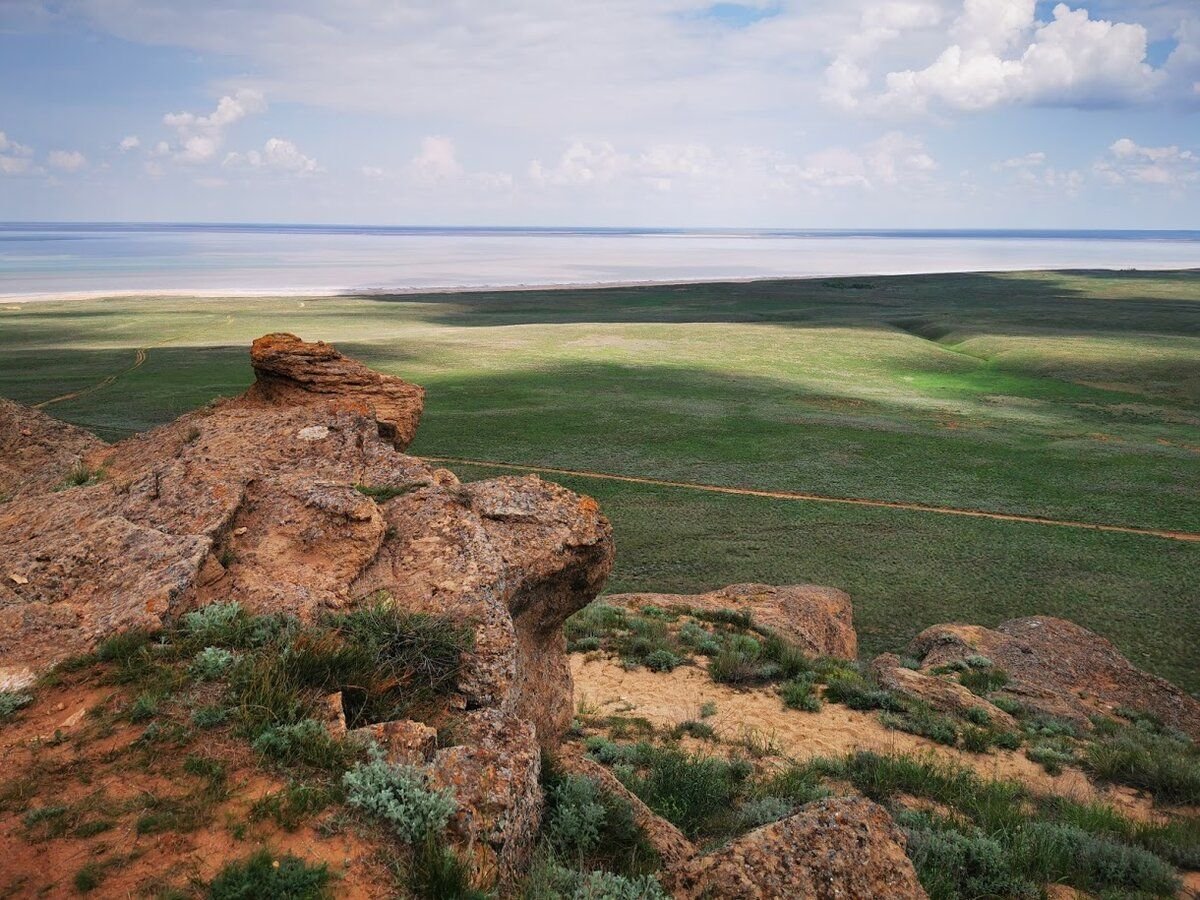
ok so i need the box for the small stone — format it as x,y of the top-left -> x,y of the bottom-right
8,573 -> 28,585
297,425 -> 330,441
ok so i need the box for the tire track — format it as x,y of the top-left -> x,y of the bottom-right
423,456 -> 1200,543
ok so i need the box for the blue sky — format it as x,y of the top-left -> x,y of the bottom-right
1,0 -> 1197,227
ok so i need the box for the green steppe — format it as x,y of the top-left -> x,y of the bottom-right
2,271 -> 1197,691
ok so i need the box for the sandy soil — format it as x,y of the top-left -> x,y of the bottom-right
570,654 -> 1165,822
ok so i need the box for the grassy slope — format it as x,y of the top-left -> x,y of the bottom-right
1,271 -> 1197,690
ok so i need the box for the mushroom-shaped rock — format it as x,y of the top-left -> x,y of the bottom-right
247,332 -> 424,449
666,797 -> 927,899
909,617 -> 1200,739
608,583 -> 857,659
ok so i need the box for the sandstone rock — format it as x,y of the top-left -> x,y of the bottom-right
609,583 -> 857,659
0,336 -> 614,759
910,617 -> 1200,739
871,653 -> 1018,730
556,748 -> 696,869
667,796 -> 927,899
352,476 -> 613,745
427,709 -> 542,886
0,397 -> 107,500
350,718 -> 438,766
247,332 -> 424,449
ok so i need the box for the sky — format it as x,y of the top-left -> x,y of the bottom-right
0,0 -> 1198,227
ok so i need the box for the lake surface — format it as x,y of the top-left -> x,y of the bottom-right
2,223 -> 1199,298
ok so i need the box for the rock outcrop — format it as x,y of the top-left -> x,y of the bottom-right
0,334 -> 614,880
871,653 -> 1018,730
0,397 -> 107,500
908,617 -> 1200,739
666,797 -> 927,899
607,583 -> 857,659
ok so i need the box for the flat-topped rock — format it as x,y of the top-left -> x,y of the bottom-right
608,583 -> 857,659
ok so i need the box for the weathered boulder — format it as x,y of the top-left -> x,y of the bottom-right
871,653 -> 1018,730
246,332 -> 425,449
427,709 -> 542,886
909,617 -> 1200,739
0,397 -> 107,499
667,797 -> 927,899
351,477 -> 613,745
608,583 -> 857,659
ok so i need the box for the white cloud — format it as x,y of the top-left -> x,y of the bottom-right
162,89 -> 266,163
409,136 -> 463,182
0,130 -> 34,175
529,132 -> 937,195
119,135 -> 140,151
837,1 -> 1167,113
997,151 -> 1047,169
47,149 -> 87,172
224,137 -> 320,174
1095,137 -> 1198,185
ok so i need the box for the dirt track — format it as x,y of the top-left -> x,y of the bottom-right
425,456 -> 1200,544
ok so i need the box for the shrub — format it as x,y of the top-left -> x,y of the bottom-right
964,655 -> 993,669
569,636 -> 603,653
959,667 -> 1009,696
250,782 -> 336,831
56,462 -> 103,490
755,761 -> 829,807
708,635 -> 764,685
642,649 -> 682,672
760,633 -> 812,681
544,774 -> 657,874
191,647 -> 235,680
1084,725 -> 1200,804
1026,743 -> 1076,775
902,820 -> 1039,900
353,482 -> 421,501
207,848 -> 330,899
343,756 -> 456,843
960,726 -> 994,754
408,836 -> 488,899
565,604 -> 629,645
879,707 -> 958,747
824,674 -> 903,712
128,692 -> 160,722
252,720 -> 352,770
617,746 -> 748,839
672,720 -> 716,741
779,677 -> 821,712
192,705 -> 231,728
699,701 -> 717,719
964,706 -> 991,726
522,860 -> 668,900
0,691 -> 32,722
692,608 -> 752,629
73,863 -> 104,893
735,795 -> 793,829
677,622 -> 713,649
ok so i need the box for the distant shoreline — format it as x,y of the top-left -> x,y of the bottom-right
4,266 -> 1199,305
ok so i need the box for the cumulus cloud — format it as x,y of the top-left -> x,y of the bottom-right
830,1 -> 1170,114
873,2 -> 1161,113
47,149 -> 87,171
1094,137 -> 1198,185
993,150 -> 1083,191
0,130 -> 34,174
119,135 -> 140,151
409,136 -> 463,182
224,137 -> 320,174
162,89 -> 266,163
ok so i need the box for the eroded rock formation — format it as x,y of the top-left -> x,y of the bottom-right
0,334 -> 612,880
608,583 -> 858,659
0,397 -> 107,500
908,617 -> 1200,739
666,797 -> 927,899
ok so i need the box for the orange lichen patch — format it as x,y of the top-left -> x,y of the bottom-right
569,655 -> 1165,822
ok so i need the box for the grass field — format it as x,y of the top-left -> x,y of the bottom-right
2,271 -> 1197,691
